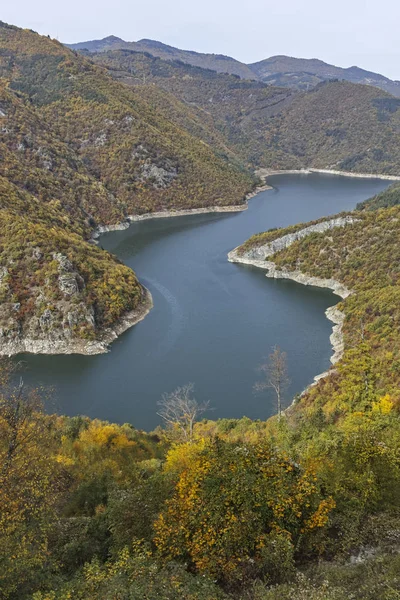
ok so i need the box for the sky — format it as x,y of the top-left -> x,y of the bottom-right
3,0 -> 400,80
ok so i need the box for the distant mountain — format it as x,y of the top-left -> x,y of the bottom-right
66,37 -> 257,79
90,49 -> 400,174
2,20 -> 400,357
67,36 -> 400,97
67,34 -> 126,53
248,55 -> 400,97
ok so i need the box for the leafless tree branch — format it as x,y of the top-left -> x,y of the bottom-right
157,383 -> 209,441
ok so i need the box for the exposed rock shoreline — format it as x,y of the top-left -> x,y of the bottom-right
92,204 -> 249,237
256,167 -> 400,182
92,183 -> 275,238
5,168 -> 394,358
228,217 -> 354,393
0,286 -> 153,357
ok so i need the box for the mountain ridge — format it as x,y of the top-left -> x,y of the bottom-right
66,36 -> 257,79
250,54 -> 400,96
66,35 -> 400,96
88,48 -> 400,175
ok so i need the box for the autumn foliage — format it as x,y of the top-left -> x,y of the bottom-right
155,439 -> 334,585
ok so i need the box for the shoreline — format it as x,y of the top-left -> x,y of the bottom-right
228,217 -> 354,396
228,249 -> 349,396
92,182 -> 274,238
92,204 -> 248,238
92,166 -> 398,240
9,168 -> 393,358
256,167 -> 400,182
0,287 -> 153,357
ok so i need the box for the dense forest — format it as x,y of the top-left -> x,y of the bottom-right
0,21 -> 254,354
1,19 -> 400,599
88,49 -> 400,173
2,21 -> 400,354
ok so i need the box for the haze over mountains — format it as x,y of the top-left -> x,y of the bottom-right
67,35 -> 400,97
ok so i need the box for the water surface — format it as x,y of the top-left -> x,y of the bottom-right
19,174 -> 390,429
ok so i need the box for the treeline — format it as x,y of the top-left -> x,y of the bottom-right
1,355 -> 400,599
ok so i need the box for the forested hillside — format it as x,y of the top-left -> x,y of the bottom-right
0,21 -> 254,354
89,49 -> 400,173
1,19 -> 400,600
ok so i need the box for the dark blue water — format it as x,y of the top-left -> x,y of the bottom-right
19,173 -> 390,429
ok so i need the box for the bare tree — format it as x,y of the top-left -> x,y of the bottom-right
157,383 -> 209,441
254,347 -> 290,419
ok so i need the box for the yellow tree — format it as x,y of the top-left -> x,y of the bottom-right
154,438 -> 334,587
0,360 -> 66,599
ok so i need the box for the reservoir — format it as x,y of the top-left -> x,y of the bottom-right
19,173 -> 390,430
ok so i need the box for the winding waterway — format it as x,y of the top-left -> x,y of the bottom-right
19,173 -> 390,430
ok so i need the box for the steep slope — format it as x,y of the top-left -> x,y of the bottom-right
67,35 -> 400,97
88,49 -> 295,167
66,36 -> 257,79
0,83 -> 148,354
249,55 -> 400,97
269,81 -> 400,173
0,21 -> 255,355
89,50 -> 400,174
1,24 -> 253,215
233,201 -> 400,411
357,181 -> 400,210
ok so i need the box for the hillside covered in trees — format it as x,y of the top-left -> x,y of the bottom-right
0,21 -> 254,354
88,49 -> 400,174
1,17 -> 400,600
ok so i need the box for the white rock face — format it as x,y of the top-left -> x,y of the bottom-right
228,216 -> 355,392
0,266 -> 9,288
140,161 -> 177,189
53,253 -> 84,296
92,204 -> 248,238
326,306 -> 345,365
228,216 -> 356,300
259,261 -> 351,300
241,216 -> 358,262
0,287 -> 153,357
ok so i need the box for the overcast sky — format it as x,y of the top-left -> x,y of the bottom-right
3,0 -> 400,79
